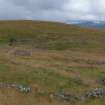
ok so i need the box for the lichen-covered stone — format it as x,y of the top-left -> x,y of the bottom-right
18,85 -> 31,93
86,88 -> 105,98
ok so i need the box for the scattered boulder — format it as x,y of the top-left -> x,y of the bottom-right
53,92 -> 79,101
86,88 -> 105,98
18,85 -> 31,93
0,82 -> 105,102
53,88 -> 105,102
0,83 -> 31,93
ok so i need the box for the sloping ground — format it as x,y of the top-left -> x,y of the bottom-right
0,20 -> 105,50
0,21 -> 105,105
0,46 -> 104,105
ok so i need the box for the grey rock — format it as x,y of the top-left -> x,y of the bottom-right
0,83 -> 31,93
18,85 -> 31,93
53,92 -> 79,101
86,88 -> 105,98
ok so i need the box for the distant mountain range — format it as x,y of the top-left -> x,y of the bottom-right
68,20 -> 105,29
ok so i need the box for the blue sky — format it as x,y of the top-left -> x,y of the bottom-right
0,0 -> 105,22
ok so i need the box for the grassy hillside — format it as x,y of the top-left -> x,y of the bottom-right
0,20 -> 105,50
0,21 -> 105,105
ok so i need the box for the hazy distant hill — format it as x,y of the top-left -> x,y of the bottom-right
73,20 -> 105,29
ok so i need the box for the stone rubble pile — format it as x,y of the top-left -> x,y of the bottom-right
18,85 -> 31,93
0,83 -> 31,93
53,92 -> 79,101
53,88 -> 105,102
86,88 -> 105,98
0,82 -> 105,102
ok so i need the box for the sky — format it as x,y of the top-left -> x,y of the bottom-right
0,0 -> 105,22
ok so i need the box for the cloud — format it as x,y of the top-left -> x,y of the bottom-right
0,0 -> 105,22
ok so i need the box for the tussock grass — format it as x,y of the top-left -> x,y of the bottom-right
0,20 -> 105,50
0,21 -> 104,104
